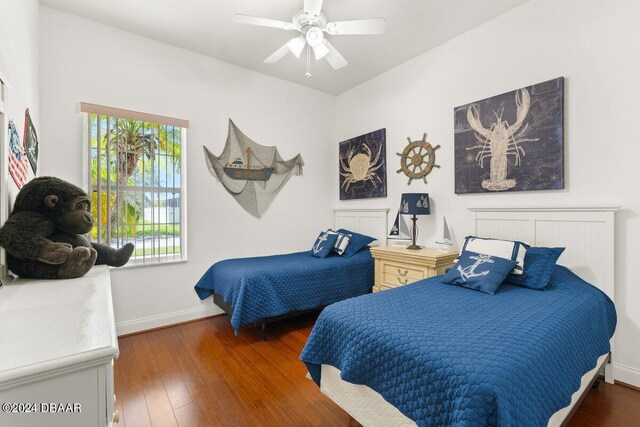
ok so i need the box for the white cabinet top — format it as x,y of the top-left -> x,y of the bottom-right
0,266 -> 118,386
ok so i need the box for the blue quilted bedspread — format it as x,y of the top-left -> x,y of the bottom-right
300,266 -> 616,427
195,250 -> 374,333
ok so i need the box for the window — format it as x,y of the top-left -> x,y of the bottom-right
82,103 -> 188,265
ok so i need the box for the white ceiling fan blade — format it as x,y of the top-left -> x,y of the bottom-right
325,18 -> 386,35
287,36 -> 306,58
304,0 -> 324,18
312,43 -> 329,60
233,14 -> 296,31
264,43 -> 291,64
323,40 -> 348,70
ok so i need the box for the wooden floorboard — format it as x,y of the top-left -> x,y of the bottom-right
115,313 -> 640,427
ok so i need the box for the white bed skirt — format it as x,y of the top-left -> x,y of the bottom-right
318,352 -> 609,427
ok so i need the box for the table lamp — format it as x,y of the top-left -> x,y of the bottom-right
400,193 -> 430,250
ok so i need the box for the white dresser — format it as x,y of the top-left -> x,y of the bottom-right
0,266 -> 118,427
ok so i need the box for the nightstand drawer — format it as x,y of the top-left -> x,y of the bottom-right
382,262 -> 424,280
382,262 -> 425,286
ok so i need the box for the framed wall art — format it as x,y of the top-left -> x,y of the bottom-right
23,108 -> 38,174
339,128 -> 387,200
454,77 -> 564,194
8,119 -> 28,189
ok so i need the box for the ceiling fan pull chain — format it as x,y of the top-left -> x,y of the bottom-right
305,44 -> 312,79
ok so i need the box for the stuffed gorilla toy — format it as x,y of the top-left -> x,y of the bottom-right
0,177 -> 134,279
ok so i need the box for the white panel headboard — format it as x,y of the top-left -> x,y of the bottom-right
333,209 -> 389,247
470,206 -> 619,384
469,207 -> 618,302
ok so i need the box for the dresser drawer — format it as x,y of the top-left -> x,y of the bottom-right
381,262 -> 426,287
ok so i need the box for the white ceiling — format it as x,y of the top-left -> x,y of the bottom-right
39,0 -> 531,95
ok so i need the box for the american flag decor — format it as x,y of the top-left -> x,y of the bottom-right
8,120 -> 28,188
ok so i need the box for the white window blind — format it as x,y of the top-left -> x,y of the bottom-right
82,103 -> 188,265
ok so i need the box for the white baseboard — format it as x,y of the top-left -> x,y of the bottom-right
614,362 -> 640,388
116,305 -> 223,336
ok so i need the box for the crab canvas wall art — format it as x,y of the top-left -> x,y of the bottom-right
454,77 -> 564,194
339,128 -> 387,200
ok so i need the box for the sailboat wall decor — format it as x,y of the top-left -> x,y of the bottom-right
204,119 -> 304,218
223,147 -> 274,181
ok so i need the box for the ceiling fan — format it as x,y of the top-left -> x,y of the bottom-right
233,0 -> 386,76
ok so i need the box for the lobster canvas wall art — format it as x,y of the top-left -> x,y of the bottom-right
454,77 -> 564,194
339,128 -> 387,200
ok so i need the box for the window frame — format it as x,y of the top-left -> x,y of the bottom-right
81,102 -> 188,267
0,73 -> 10,283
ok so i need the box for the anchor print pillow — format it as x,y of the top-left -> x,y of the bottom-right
461,236 -> 529,275
442,250 -> 518,295
311,231 -> 339,258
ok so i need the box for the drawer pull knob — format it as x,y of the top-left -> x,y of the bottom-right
397,277 -> 409,285
113,409 -> 120,423
397,268 -> 408,276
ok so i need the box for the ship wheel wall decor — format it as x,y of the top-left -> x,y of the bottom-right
396,133 -> 440,185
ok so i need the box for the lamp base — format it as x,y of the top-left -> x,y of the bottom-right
408,215 -> 422,250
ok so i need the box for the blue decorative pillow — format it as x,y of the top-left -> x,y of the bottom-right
311,231 -> 339,258
336,228 -> 376,257
442,250 -> 517,295
461,236 -> 529,275
506,247 -> 565,290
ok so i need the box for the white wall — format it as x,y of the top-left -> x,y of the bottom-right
39,7 -> 335,334
0,0 -> 40,198
334,0 -> 640,386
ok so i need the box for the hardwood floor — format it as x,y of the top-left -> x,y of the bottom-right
114,313 -> 640,427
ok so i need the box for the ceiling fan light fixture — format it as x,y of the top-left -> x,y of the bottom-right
305,26 -> 324,47
287,36 -> 306,58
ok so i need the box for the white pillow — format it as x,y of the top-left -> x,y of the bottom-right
461,236 -> 528,275
326,230 -> 351,255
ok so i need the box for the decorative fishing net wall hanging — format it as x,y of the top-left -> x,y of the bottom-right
203,119 -> 304,218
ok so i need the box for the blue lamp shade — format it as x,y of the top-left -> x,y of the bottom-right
401,193 -> 430,216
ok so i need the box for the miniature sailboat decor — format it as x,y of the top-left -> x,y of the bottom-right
436,216 -> 453,247
204,119 -> 304,218
389,209 -> 411,243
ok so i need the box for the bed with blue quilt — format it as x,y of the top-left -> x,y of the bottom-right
195,249 -> 374,335
300,266 -> 616,427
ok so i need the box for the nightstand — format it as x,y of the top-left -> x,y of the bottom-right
369,246 -> 458,292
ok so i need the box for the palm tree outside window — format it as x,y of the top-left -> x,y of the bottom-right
82,103 -> 188,265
